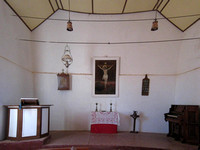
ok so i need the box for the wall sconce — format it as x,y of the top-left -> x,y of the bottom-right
67,0 -> 73,31
151,11 -> 158,31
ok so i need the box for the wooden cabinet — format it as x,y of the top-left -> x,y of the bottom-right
5,105 -> 51,140
184,106 -> 199,144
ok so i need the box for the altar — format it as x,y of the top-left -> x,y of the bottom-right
90,111 -> 120,133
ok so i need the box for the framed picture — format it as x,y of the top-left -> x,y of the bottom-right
92,57 -> 119,97
57,72 -> 70,90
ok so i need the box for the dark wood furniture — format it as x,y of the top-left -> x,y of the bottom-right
4,99 -> 52,140
164,105 -> 199,145
130,111 -> 140,133
141,74 -> 150,96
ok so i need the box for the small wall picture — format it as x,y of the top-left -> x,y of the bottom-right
142,74 -> 150,96
92,57 -> 119,97
57,72 -> 70,90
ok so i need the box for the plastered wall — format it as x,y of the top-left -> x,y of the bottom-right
0,1 -> 34,140
32,10 -> 181,133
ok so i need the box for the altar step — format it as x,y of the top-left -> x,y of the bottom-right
0,131 -> 198,150
0,135 -> 50,150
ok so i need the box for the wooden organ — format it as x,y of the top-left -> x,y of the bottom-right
164,105 -> 199,145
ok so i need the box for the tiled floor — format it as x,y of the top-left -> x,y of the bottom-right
43,131 -> 199,150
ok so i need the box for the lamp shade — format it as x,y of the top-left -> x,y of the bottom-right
67,21 -> 73,31
151,19 -> 158,31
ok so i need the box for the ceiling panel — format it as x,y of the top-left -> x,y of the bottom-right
4,0 -> 200,31
5,0 -> 54,30
157,0 -> 169,11
161,0 -> 200,31
50,0 -> 59,11
61,0 -> 92,13
94,0 -> 125,14
56,0 -> 63,9
124,0 -> 158,13
22,18 -> 47,30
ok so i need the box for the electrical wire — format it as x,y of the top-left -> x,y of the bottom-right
68,0 -> 70,21
12,13 -> 200,22
18,37 -> 200,45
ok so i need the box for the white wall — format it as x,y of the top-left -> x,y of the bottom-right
2,3 -> 198,137
175,21 -> 200,105
32,10 -> 182,133
0,1 -> 34,140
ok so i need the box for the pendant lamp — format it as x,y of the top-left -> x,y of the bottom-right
67,0 -> 73,31
151,11 -> 158,31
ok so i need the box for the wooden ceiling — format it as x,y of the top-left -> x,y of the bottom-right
4,0 -> 200,31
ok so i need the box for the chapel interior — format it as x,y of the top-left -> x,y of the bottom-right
0,0 -> 200,150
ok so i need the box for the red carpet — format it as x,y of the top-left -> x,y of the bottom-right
40,146 -> 167,150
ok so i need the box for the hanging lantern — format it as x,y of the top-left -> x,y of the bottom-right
151,10 -> 158,31
151,19 -> 158,31
61,44 -> 73,72
57,45 -> 73,90
67,20 -> 73,31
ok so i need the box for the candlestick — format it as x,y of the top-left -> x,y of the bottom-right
110,103 -> 112,112
95,103 -> 98,112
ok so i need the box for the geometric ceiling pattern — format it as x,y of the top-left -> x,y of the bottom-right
4,0 -> 200,32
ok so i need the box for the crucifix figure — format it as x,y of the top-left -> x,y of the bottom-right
98,62 -> 113,89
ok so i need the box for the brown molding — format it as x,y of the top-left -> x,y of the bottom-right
153,0 -> 160,10
17,109 -> 22,139
48,107 -> 50,135
49,0 -> 55,12
4,0 -> 199,32
60,0 -> 64,9
37,108 -> 42,137
160,0 -> 170,12
156,0 -> 163,10
122,0 -> 127,14
40,107 -> 50,136
4,0 -> 32,31
159,10 -> 199,32
6,109 -> 10,139
183,18 -> 200,32
55,0 -> 59,9
61,9 -> 154,15
92,0 -> 94,14
4,0 -> 57,32
159,12 -> 184,32
19,135 -> 40,140
30,9 -> 58,31
41,133 -> 49,137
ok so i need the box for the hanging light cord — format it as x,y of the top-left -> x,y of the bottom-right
155,11 -> 157,20
68,0 -> 70,21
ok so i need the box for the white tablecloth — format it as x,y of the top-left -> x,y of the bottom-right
90,111 -> 120,125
